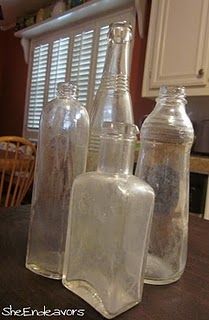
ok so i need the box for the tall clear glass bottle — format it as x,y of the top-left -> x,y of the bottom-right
135,86 -> 194,285
26,82 -> 89,279
62,122 -> 155,319
87,21 -> 134,171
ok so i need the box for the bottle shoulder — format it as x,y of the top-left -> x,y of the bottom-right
141,118 -> 194,144
42,98 -> 89,124
44,98 -> 87,114
141,103 -> 194,144
73,172 -> 154,198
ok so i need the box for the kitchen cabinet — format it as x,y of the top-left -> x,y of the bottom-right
142,0 -> 209,97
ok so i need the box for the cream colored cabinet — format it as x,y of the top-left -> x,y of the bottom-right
142,0 -> 209,97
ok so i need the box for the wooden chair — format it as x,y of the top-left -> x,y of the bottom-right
0,136 -> 36,207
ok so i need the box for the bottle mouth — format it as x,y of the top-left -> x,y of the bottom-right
108,21 -> 132,43
159,85 -> 186,97
101,122 -> 139,140
57,82 -> 78,98
157,85 -> 187,103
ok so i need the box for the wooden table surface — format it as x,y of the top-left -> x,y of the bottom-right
0,205 -> 209,320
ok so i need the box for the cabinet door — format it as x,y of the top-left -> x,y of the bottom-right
143,0 -> 209,97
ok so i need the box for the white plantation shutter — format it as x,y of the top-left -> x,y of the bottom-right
94,25 -> 109,94
24,8 -> 135,139
27,43 -> 49,129
47,37 -> 70,101
70,30 -> 94,104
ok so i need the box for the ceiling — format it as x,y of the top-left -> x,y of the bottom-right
0,0 -> 53,29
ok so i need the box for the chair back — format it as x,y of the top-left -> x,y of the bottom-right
0,136 -> 36,207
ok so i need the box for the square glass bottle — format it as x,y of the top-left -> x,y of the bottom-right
62,122 -> 154,318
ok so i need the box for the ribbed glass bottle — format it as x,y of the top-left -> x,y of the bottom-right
63,122 -> 155,319
26,82 -> 89,279
87,21 -> 134,171
135,86 -> 194,285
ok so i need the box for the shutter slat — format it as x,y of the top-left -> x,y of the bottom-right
27,43 -> 49,129
47,37 -> 70,101
70,29 -> 94,104
94,25 -> 109,93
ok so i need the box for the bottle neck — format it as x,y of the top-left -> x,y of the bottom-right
104,41 -> 130,75
97,136 -> 135,175
153,86 -> 188,119
100,41 -> 131,91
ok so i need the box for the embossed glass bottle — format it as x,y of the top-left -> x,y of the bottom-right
62,122 -> 155,319
136,86 -> 194,285
87,21 -> 134,171
26,82 -> 89,279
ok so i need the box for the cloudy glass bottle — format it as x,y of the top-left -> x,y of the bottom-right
136,86 -> 194,285
62,122 -> 155,319
26,82 -> 89,279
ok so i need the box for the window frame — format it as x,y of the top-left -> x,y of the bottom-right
23,7 -> 136,140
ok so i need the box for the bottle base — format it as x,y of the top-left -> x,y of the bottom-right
26,263 -> 62,280
144,254 -> 185,285
144,272 -> 183,285
62,279 -> 140,319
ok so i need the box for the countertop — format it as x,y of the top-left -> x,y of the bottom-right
0,205 -> 209,319
190,154 -> 209,175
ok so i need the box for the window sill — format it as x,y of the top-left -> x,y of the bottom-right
15,0 -> 135,40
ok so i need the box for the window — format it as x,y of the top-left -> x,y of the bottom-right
24,8 -> 135,139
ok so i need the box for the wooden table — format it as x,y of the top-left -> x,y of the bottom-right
0,205 -> 209,320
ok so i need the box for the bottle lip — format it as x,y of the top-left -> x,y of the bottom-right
101,122 -> 139,139
157,85 -> 187,103
108,21 -> 132,44
57,81 -> 77,91
57,82 -> 78,98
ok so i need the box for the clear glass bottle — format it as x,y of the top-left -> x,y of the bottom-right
62,122 -> 155,319
135,86 -> 194,285
26,82 -> 89,279
87,21 -> 134,171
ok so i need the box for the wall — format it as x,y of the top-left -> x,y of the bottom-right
0,28 -> 27,136
187,96 -> 209,129
130,0 -> 154,128
187,97 -> 209,124
0,31 -> 5,105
